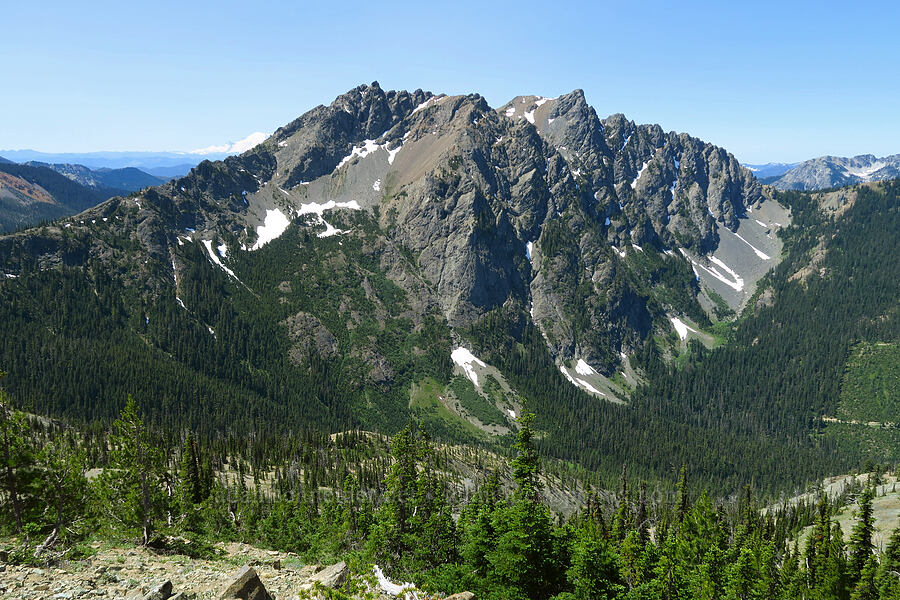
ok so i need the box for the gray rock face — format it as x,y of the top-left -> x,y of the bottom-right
282,311 -> 339,365
219,565 -> 271,600
0,83 -> 783,383
770,154 -> 900,190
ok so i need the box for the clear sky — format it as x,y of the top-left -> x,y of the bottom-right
2,0 -> 898,163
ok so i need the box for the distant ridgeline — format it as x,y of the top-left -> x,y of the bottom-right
0,83 -> 896,497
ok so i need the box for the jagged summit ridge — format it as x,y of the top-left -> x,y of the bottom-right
0,82 -> 789,390
769,153 -> 900,190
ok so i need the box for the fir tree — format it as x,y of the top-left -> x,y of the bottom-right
848,485 -> 876,586
97,396 -> 167,546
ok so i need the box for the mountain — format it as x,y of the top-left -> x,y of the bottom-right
0,155 -> 13,164
769,153 -> 900,190
742,161 -> 799,178
23,161 -> 166,191
0,133 -> 268,177
0,82 -> 843,492
0,162 -> 114,232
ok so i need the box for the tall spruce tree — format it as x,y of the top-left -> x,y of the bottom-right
97,396 -> 167,546
848,485 -> 876,586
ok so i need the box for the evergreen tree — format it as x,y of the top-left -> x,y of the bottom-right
33,437 -> 90,556
0,381 -> 32,533
97,396 -> 167,545
567,521 -> 624,600
848,485 -> 876,586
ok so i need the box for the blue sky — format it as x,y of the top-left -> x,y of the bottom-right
2,0 -> 898,163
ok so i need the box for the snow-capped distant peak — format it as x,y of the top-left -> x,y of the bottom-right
190,132 -> 269,155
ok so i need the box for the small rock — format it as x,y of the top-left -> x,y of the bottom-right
219,564 -> 272,600
300,561 -> 347,590
271,560 -> 281,570
143,580 -> 173,600
445,593 -> 476,600
125,587 -> 146,600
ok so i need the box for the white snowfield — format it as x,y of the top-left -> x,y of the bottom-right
670,316 -> 697,341
451,347 -> 486,387
560,365 -> 605,396
201,239 -> 241,282
731,230 -> 771,260
525,240 -> 534,261
251,209 -> 291,250
336,139 -> 380,169
575,358 -> 598,376
630,161 -> 649,189
679,248 -> 745,291
297,200 -> 361,216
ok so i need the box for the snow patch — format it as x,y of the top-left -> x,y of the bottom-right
451,347 -> 486,387
525,241 -> 534,261
576,378 -> 604,395
386,144 -> 402,165
508,409 -> 516,418
630,162 -> 649,189
670,316 -> 696,341
316,217 -> 346,238
251,209 -> 291,250
298,199 -> 361,216
754,219 -> 767,228
374,565 -> 418,600
202,239 -> 241,282
336,139 -> 381,169
504,106 -> 516,117
731,231 -> 771,260
217,242 -> 228,258
373,179 -> 382,192
575,359 -> 597,376
524,109 -> 536,124
706,256 -> 745,291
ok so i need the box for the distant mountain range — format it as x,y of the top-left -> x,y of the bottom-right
741,162 -> 799,179
0,162 -> 113,232
764,154 -> 900,190
0,132 -> 269,178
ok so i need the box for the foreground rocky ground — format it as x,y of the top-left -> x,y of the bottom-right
0,540 -> 460,600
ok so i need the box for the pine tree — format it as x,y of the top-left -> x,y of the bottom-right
0,381 -> 32,533
97,396 -> 167,546
848,485 -> 875,586
33,437 -> 90,557
511,411 -> 541,500
850,555 -> 878,600
567,522 -> 624,600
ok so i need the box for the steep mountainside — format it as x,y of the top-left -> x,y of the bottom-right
0,83 -> 813,491
0,162 -> 112,232
770,153 -> 900,190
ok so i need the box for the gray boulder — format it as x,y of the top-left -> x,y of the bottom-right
219,565 -> 271,600
300,561 -> 348,590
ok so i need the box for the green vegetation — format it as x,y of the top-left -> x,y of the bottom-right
4,396 -> 900,600
450,375 -> 507,426
838,342 -> 900,423
409,377 -> 484,441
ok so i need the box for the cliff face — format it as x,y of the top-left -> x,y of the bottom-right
0,82 -> 786,389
